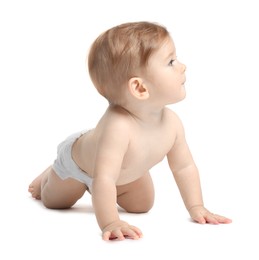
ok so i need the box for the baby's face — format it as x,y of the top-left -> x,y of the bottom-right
143,37 -> 186,105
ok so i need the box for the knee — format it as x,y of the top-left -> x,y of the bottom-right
43,200 -> 72,210
124,205 -> 153,214
125,206 -> 153,214
41,195 -> 73,210
120,200 -> 154,214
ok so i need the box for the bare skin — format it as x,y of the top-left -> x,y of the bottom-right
29,163 -> 154,240
29,34 -> 231,241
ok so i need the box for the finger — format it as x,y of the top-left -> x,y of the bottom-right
191,212 -> 206,224
212,214 -> 232,224
103,229 -> 125,241
113,229 -> 126,241
121,228 -> 141,240
194,215 -> 206,224
102,231 -> 112,241
204,214 -> 220,224
129,225 -> 143,238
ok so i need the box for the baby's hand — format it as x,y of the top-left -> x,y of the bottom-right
102,220 -> 143,241
188,205 -> 232,224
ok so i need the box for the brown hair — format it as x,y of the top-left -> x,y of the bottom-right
88,21 -> 170,102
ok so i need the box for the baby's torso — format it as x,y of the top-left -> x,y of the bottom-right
72,108 -> 178,185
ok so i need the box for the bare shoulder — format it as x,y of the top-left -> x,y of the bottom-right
94,105 -> 134,143
101,105 -> 133,129
164,107 -> 184,129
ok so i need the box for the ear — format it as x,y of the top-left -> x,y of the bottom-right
128,77 -> 149,100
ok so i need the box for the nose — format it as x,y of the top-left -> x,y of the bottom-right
180,62 -> 186,73
177,60 -> 186,73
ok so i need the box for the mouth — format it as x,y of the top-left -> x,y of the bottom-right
182,78 -> 186,85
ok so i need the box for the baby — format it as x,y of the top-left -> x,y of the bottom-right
29,21 -> 232,241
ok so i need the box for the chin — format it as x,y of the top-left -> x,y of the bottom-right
179,90 -> 187,101
170,94 -> 186,105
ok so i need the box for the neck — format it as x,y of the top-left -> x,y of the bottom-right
109,101 -> 165,126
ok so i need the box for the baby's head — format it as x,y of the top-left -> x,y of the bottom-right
88,21 -> 170,103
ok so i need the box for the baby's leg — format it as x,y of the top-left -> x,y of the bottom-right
28,166 -> 87,209
116,172 -> 155,213
28,166 -> 51,200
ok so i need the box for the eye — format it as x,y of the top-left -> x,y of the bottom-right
168,59 -> 175,66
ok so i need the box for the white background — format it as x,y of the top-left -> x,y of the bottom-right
1,0 -> 258,259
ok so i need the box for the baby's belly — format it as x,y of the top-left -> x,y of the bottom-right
116,156 -> 164,185
115,169 -> 148,186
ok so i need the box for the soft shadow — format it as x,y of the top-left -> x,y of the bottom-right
29,196 -> 147,216
57,204 -> 95,214
29,197 -> 94,214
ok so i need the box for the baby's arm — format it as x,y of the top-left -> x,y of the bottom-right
92,176 -> 142,240
167,116 -> 232,224
92,117 -> 143,240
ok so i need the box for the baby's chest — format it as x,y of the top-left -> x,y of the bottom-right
124,132 -> 175,169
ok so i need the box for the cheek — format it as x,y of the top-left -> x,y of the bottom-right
168,79 -> 186,99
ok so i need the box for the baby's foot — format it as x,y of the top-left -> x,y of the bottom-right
28,171 -> 46,200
